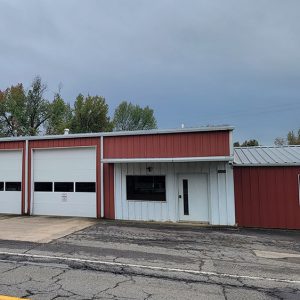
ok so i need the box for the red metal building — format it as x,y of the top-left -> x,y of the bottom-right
0,126 -> 236,225
234,146 -> 300,230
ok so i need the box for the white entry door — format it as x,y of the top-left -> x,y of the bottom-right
178,173 -> 209,222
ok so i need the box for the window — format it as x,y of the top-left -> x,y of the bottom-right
183,179 -> 189,215
5,182 -> 22,191
54,182 -> 74,192
0,182 -> 3,191
126,176 -> 166,201
35,182 -> 53,192
75,182 -> 96,193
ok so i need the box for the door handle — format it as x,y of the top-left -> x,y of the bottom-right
178,195 -> 182,199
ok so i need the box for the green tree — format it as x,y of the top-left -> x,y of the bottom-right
113,101 -> 157,131
45,93 -> 73,135
70,94 -> 112,133
26,76 -> 51,136
274,129 -> 300,145
234,139 -> 259,147
241,139 -> 259,147
0,77 -> 50,136
0,83 -> 27,136
287,129 -> 300,145
0,76 -> 52,136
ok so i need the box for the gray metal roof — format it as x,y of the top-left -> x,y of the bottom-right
0,125 -> 234,142
234,146 -> 300,166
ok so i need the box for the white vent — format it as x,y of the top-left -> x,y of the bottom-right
64,129 -> 70,135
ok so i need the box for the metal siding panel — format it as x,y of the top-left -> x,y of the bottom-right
277,168 -> 287,228
286,168 -> 300,228
284,147 -> 300,162
259,168 -> 269,228
234,146 -> 300,166
276,147 -> 296,162
238,149 -> 252,165
268,169 -> 278,228
209,164 -> 220,225
267,148 -> 284,164
217,163 -> 228,225
103,131 -> 230,159
242,168 -> 252,226
251,168 -> 261,227
114,164 -> 122,219
233,168 -> 242,225
104,164 -> 110,218
234,166 -> 300,229
257,148 -> 275,164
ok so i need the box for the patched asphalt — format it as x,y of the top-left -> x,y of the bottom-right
0,220 -> 299,299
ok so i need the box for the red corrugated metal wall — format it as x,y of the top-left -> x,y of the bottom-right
0,141 -> 26,214
103,163 -> 115,219
103,131 -> 230,159
27,138 -> 101,217
234,166 -> 300,229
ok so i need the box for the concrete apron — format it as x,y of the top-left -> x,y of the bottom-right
0,215 -> 95,243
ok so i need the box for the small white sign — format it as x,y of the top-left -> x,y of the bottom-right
62,193 -> 67,202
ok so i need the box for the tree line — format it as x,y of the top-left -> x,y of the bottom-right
234,130 -> 300,147
274,130 -> 300,146
0,76 -> 157,137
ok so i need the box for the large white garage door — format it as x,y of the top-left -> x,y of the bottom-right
0,150 -> 22,214
32,147 -> 97,218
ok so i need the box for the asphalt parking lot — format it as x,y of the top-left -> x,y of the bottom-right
0,219 -> 299,299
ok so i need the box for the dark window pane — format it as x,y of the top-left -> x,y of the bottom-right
0,182 -> 3,191
35,182 -> 53,192
54,182 -> 74,192
183,179 -> 189,215
6,182 -> 22,191
126,176 -> 166,201
75,182 -> 96,193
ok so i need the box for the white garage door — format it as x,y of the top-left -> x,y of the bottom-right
32,147 -> 97,218
0,150 -> 23,214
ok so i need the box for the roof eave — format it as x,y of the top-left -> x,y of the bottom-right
0,125 -> 235,142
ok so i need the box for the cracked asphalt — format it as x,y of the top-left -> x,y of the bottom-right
0,220 -> 299,299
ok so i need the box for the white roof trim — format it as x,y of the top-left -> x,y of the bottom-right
102,156 -> 234,163
0,126 -> 234,142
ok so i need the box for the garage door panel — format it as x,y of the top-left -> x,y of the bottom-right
0,192 -> 22,214
0,150 -> 22,215
0,151 -> 22,181
33,193 -> 96,217
34,148 -> 96,182
34,171 -> 95,182
32,147 -> 97,218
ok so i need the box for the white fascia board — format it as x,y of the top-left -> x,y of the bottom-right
102,156 -> 234,163
0,126 -> 234,143
102,126 -> 234,137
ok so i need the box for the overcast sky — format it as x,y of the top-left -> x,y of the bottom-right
0,0 -> 299,144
